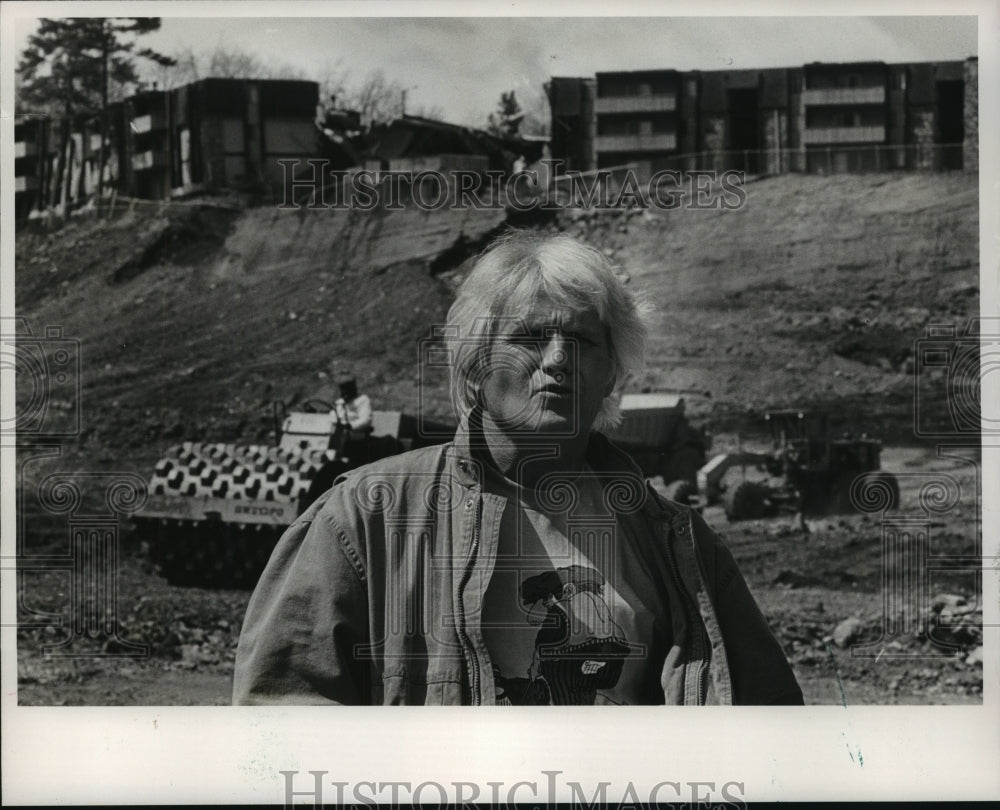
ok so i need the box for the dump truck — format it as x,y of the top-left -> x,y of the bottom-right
606,392 -> 712,499
682,410 -> 899,521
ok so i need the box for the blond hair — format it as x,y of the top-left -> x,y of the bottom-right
445,230 -> 651,431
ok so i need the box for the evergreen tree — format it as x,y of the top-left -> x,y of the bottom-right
487,90 -> 524,138
17,18 -> 175,203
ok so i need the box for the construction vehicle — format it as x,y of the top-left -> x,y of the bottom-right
133,400 -> 453,587
134,391 -> 710,588
606,392 -> 712,499
680,410 -> 899,521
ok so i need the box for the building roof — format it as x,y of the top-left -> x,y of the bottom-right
367,115 -> 546,167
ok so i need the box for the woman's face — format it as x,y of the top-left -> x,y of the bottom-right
480,298 -> 614,439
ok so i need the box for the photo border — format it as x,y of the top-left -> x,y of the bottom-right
2,0 -> 997,803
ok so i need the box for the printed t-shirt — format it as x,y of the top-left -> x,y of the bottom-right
478,458 -> 671,705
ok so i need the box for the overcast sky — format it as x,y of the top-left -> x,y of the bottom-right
11,13 -> 978,126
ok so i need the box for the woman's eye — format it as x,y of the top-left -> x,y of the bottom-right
503,337 -> 537,352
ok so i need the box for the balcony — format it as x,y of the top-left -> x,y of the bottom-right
131,111 -> 166,134
802,86 -> 886,105
15,175 -> 38,193
132,150 -> 168,171
803,126 -> 886,145
14,141 -> 37,159
89,132 -> 105,151
595,95 -> 677,114
595,133 -> 677,153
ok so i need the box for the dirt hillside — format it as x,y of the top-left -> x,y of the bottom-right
553,172 -> 978,439
15,198 -> 507,487
16,172 -> 977,483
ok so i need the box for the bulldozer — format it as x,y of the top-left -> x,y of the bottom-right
682,410 -> 899,521
133,400 -> 452,587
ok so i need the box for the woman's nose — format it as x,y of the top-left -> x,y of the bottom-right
540,334 -> 569,371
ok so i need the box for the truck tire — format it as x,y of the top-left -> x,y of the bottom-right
725,481 -> 772,521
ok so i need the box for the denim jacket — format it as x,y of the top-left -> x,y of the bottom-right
233,424 -> 804,706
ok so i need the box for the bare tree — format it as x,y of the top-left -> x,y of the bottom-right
316,58 -> 352,106
149,43 -> 305,88
345,70 -> 406,127
155,47 -> 436,131
206,45 -> 262,78
317,61 -> 420,128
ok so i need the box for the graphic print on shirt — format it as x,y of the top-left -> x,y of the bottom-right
493,563 -> 631,706
480,460 -> 665,706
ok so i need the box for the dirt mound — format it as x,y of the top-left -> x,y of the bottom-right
16,204 -> 241,303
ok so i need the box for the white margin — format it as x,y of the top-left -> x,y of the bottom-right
1,0 -> 997,804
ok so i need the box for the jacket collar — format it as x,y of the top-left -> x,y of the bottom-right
448,408 -> 679,521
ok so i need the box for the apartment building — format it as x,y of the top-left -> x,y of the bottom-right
548,58 -> 978,181
14,78 -> 319,217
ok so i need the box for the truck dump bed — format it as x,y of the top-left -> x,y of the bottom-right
608,393 -> 686,447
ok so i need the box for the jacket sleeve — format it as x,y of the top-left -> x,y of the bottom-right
705,520 -> 805,706
232,492 -> 372,705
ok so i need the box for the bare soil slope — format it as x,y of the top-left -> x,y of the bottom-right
15,173 -> 977,475
556,172 -> 978,437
